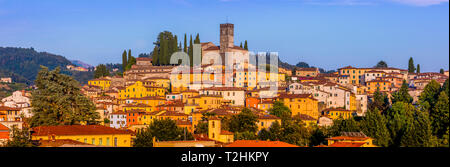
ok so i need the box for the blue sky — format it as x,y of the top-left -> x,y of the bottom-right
0,0 -> 448,72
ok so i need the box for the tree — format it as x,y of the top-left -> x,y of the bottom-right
235,131 -> 258,140
400,111 -> 433,147
188,35 -> 193,67
133,119 -> 194,147
228,108 -> 258,133
431,91 -> 449,138
391,80 -> 413,104
386,102 -> 415,147
30,66 -> 99,127
440,69 -> 445,74
244,40 -> 248,50
375,61 -> 388,68
194,122 -> 208,134
152,46 -> 159,66
419,80 -> 441,112
369,88 -> 390,113
309,127 -> 327,146
416,64 -> 421,73
295,62 -> 310,68
122,50 -> 127,71
183,33 -> 187,53
280,118 -> 310,146
93,64 -> 110,79
240,42 -> 243,48
194,33 -> 200,44
258,121 -> 282,141
360,109 -> 391,147
408,57 -> 415,73
125,55 -> 136,71
328,118 -> 360,137
268,101 -> 292,120
5,126 -> 34,147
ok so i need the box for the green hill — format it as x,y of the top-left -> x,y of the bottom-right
0,47 -> 93,85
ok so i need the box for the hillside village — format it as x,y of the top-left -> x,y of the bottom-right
1,23 -> 449,147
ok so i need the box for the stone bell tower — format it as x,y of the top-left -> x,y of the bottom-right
220,23 -> 234,54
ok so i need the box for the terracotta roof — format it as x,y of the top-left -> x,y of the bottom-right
127,96 -> 165,100
32,125 -> 133,136
0,123 -> 9,131
226,140 -> 299,147
221,130 -> 234,135
136,57 -> 152,61
294,114 -> 316,121
37,139 -> 96,147
295,68 -> 318,71
257,114 -> 280,120
277,93 -> 313,99
200,87 -> 246,91
328,142 -> 366,147
176,120 -> 192,126
159,111 -> 189,117
204,46 -> 220,51
0,106 -> 20,111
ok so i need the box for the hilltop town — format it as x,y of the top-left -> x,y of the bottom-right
1,23 -> 449,148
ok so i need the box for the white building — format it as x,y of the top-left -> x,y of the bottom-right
109,112 -> 127,129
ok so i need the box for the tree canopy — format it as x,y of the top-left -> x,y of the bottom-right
30,66 -> 99,127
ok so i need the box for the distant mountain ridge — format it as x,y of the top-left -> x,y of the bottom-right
0,47 -> 93,85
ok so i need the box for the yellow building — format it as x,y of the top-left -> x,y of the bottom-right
323,108 -> 355,120
338,66 -> 369,85
88,77 -> 111,90
186,95 -> 224,110
31,125 -> 133,147
140,110 -> 189,126
256,114 -> 281,132
126,96 -> 166,112
275,94 -> 319,119
326,132 -> 377,147
118,81 -> 166,99
145,77 -> 171,89
366,79 -> 390,94
295,68 -> 319,77
208,117 -> 234,143
181,90 -> 200,103
123,103 -> 153,112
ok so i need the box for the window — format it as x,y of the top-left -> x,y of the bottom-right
114,137 -> 118,147
92,138 -> 95,145
99,138 -> 103,145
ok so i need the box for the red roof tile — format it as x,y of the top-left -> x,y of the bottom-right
226,140 -> 299,147
32,125 -> 133,136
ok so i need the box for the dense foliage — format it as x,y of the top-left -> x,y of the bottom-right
133,119 -> 194,147
30,66 -> 99,127
0,47 -> 93,84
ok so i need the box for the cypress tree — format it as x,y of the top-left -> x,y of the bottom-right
152,46 -> 159,66
417,64 -> 421,73
189,35 -> 193,67
244,40 -> 248,50
128,49 -> 132,63
408,57 -> 415,73
122,50 -> 127,71
184,33 -> 187,53
194,33 -> 200,44
240,42 -> 243,48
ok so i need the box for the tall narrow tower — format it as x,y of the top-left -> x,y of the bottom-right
220,23 -> 234,54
